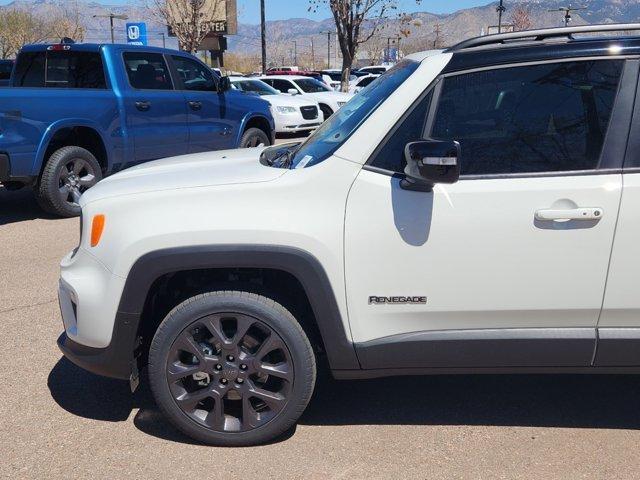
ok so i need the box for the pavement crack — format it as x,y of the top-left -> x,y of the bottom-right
0,298 -> 56,314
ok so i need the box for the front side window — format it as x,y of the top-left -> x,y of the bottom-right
0,61 -> 13,80
293,78 -> 331,93
269,79 -> 295,93
232,79 -> 279,96
432,60 -> 623,176
124,52 -> 173,90
172,56 -> 216,91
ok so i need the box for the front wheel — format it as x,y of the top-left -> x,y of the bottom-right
148,291 -> 316,446
239,128 -> 271,148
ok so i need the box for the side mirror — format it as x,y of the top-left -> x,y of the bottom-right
218,76 -> 231,93
401,140 -> 461,192
287,88 -> 299,95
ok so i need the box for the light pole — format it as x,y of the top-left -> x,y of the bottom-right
293,40 -> 297,66
158,32 -> 166,48
321,31 -> 332,69
260,0 -> 267,74
496,0 -> 506,33
549,5 -> 587,27
93,13 -> 128,44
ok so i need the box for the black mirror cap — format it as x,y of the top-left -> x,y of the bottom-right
401,139 -> 461,192
218,76 -> 231,93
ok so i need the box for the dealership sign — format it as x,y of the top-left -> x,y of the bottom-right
126,22 -> 148,46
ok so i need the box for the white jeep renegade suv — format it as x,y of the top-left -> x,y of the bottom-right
58,24 -> 640,446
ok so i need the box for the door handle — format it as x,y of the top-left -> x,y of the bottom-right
535,207 -> 604,221
188,101 -> 202,111
135,101 -> 151,112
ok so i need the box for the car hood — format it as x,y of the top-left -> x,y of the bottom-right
306,91 -> 353,103
80,148 -> 286,205
263,94 -> 317,108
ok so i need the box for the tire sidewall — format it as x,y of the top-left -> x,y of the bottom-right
38,146 -> 102,218
148,292 -> 316,446
239,128 -> 271,148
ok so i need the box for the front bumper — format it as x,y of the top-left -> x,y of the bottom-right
57,248 -> 137,381
273,111 -> 323,134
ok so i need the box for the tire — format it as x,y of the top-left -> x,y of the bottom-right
239,128 -> 271,148
319,104 -> 334,120
148,291 -> 316,446
36,146 -> 102,218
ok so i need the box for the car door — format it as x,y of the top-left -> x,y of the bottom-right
170,55 -> 237,153
344,58 -> 635,370
122,51 -> 189,164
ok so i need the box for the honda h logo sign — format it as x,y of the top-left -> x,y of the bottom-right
126,22 -> 148,46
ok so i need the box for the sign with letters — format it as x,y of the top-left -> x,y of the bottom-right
126,22 -> 148,46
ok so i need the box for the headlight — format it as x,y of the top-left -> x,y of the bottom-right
276,106 -> 297,114
337,101 -> 347,108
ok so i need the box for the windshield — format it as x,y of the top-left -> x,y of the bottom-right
293,78 -> 331,93
288,59 -> 420,169
232,79 -> 279,96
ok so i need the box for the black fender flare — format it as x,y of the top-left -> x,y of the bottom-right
118,245 -> 360,371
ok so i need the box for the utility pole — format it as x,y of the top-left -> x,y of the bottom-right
549,5 -> 587,27
260,0 -> 267,74
433,23 -> 443,49
158,32 -> 166,48
322,31 -> 331,69
293,40 -> 297,66
496,0 -> 506,33
311,38 -> 315,70
92,13 -> 128,44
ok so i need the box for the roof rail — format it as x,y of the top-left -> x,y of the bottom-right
446,23 -> 640,52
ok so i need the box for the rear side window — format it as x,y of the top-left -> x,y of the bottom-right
123,52 -> 173,90
431,60 -> 624,176
0,61 -> 12,80
13,51 -> 106,88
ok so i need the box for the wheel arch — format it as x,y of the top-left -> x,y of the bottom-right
118,245 -> 360,372
34,120 -> 110,177
238,114 -> 274,146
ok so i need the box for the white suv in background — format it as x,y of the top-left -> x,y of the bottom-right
260,75 -> 353,119
229,77 -> 323,134
57,24 -> 640,447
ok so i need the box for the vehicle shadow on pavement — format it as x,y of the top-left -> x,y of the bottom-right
0,187 -> 55,225
48,357 -> 640,446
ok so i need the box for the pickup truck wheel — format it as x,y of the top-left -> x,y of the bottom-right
240,128 -> 271,148
148,291 -> 316,446
36,146 -> 102,218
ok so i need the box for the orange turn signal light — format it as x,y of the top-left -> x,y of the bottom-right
90,215 -> 106,247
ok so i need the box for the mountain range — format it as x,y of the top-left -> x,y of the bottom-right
2,0 -> 640,60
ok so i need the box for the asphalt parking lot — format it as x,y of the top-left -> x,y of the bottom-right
3,152 -> 640,479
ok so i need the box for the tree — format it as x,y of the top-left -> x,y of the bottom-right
511,5 -> 533,32
152,0 -> 226,54
309,0 -> 421,91
51,0 -> 86,43
0,9 -> 52,59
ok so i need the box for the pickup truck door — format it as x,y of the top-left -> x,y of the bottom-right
170,55 -> 237,153
344,59 -> 636,370
122,51 -> 189,164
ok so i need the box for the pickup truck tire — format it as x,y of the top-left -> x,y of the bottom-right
36,146 -> 102,218
239,128 -> 271,148
148,290 -> 316,446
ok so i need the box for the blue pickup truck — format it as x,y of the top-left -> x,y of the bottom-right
0,43 -> 275,216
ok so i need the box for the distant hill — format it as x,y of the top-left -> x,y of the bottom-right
3,0 -> 640,63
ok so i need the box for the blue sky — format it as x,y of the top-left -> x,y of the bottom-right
0,0 -> 491,23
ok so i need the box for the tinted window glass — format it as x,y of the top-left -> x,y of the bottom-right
172,56 -> 216,91
13,52 -> 46,87
45,51 -> 106,88
0,60 -> 13,80
431,60 -> 623,176
293,78 -> 331,93
124,52 -> 172,90
370,91 -> 433,173
232,79 -> 279,96
270,79 -> 294,93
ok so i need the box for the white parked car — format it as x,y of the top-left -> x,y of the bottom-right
349,74 -> 379,94
57,24 -> 640,448
356,64 -> 391,75
229,77 -> 323,134
260,75 -> 353,119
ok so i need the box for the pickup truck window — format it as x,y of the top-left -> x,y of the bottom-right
13,51 -> 106,88
124,52 -> 173,90
0,60 -> 12,80
171,56 -> 216,91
